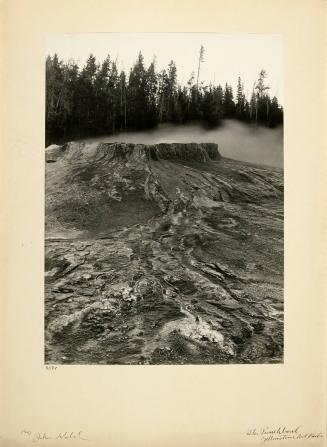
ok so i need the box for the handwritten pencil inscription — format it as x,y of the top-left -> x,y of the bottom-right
246,426 -> 323,444
20,429 -> 90,443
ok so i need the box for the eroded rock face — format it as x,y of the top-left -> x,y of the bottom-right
46,141 -> 220,164
45,142 -> 283,364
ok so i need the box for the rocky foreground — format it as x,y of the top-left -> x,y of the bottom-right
45,142 -> 283,364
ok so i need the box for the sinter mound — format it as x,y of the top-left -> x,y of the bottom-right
45,142 -> 283,364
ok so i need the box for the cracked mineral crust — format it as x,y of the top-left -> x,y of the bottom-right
45,142 -> 283,364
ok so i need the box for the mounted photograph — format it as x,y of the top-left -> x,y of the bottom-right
44,33 -> 284,365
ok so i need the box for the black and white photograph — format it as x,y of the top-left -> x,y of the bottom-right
44,33 -> 284,365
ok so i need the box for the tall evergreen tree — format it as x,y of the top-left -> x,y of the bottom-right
223,83 -> 235,118
201,84 -> 223,127
94,55 -> 110,131
236,76 -> 246,120
119,70 -> 127,130
127,52 -> 148,129
145,59 -> 158,127
77,54 -> 98,132
254,69 -> 270,124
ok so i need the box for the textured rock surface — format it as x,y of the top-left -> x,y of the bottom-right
45,142 -> 283,364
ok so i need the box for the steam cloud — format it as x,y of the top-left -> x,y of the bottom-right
81,119 -> 283,168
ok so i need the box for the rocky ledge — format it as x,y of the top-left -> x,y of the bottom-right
46,141 -> 220,164
45,142 -> 283,364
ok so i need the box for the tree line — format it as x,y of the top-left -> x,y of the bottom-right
46,49 -> 283,145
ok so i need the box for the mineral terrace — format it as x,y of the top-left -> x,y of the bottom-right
45,142 -> 283,364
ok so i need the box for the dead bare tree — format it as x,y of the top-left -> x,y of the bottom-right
195,45 -> 205,102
